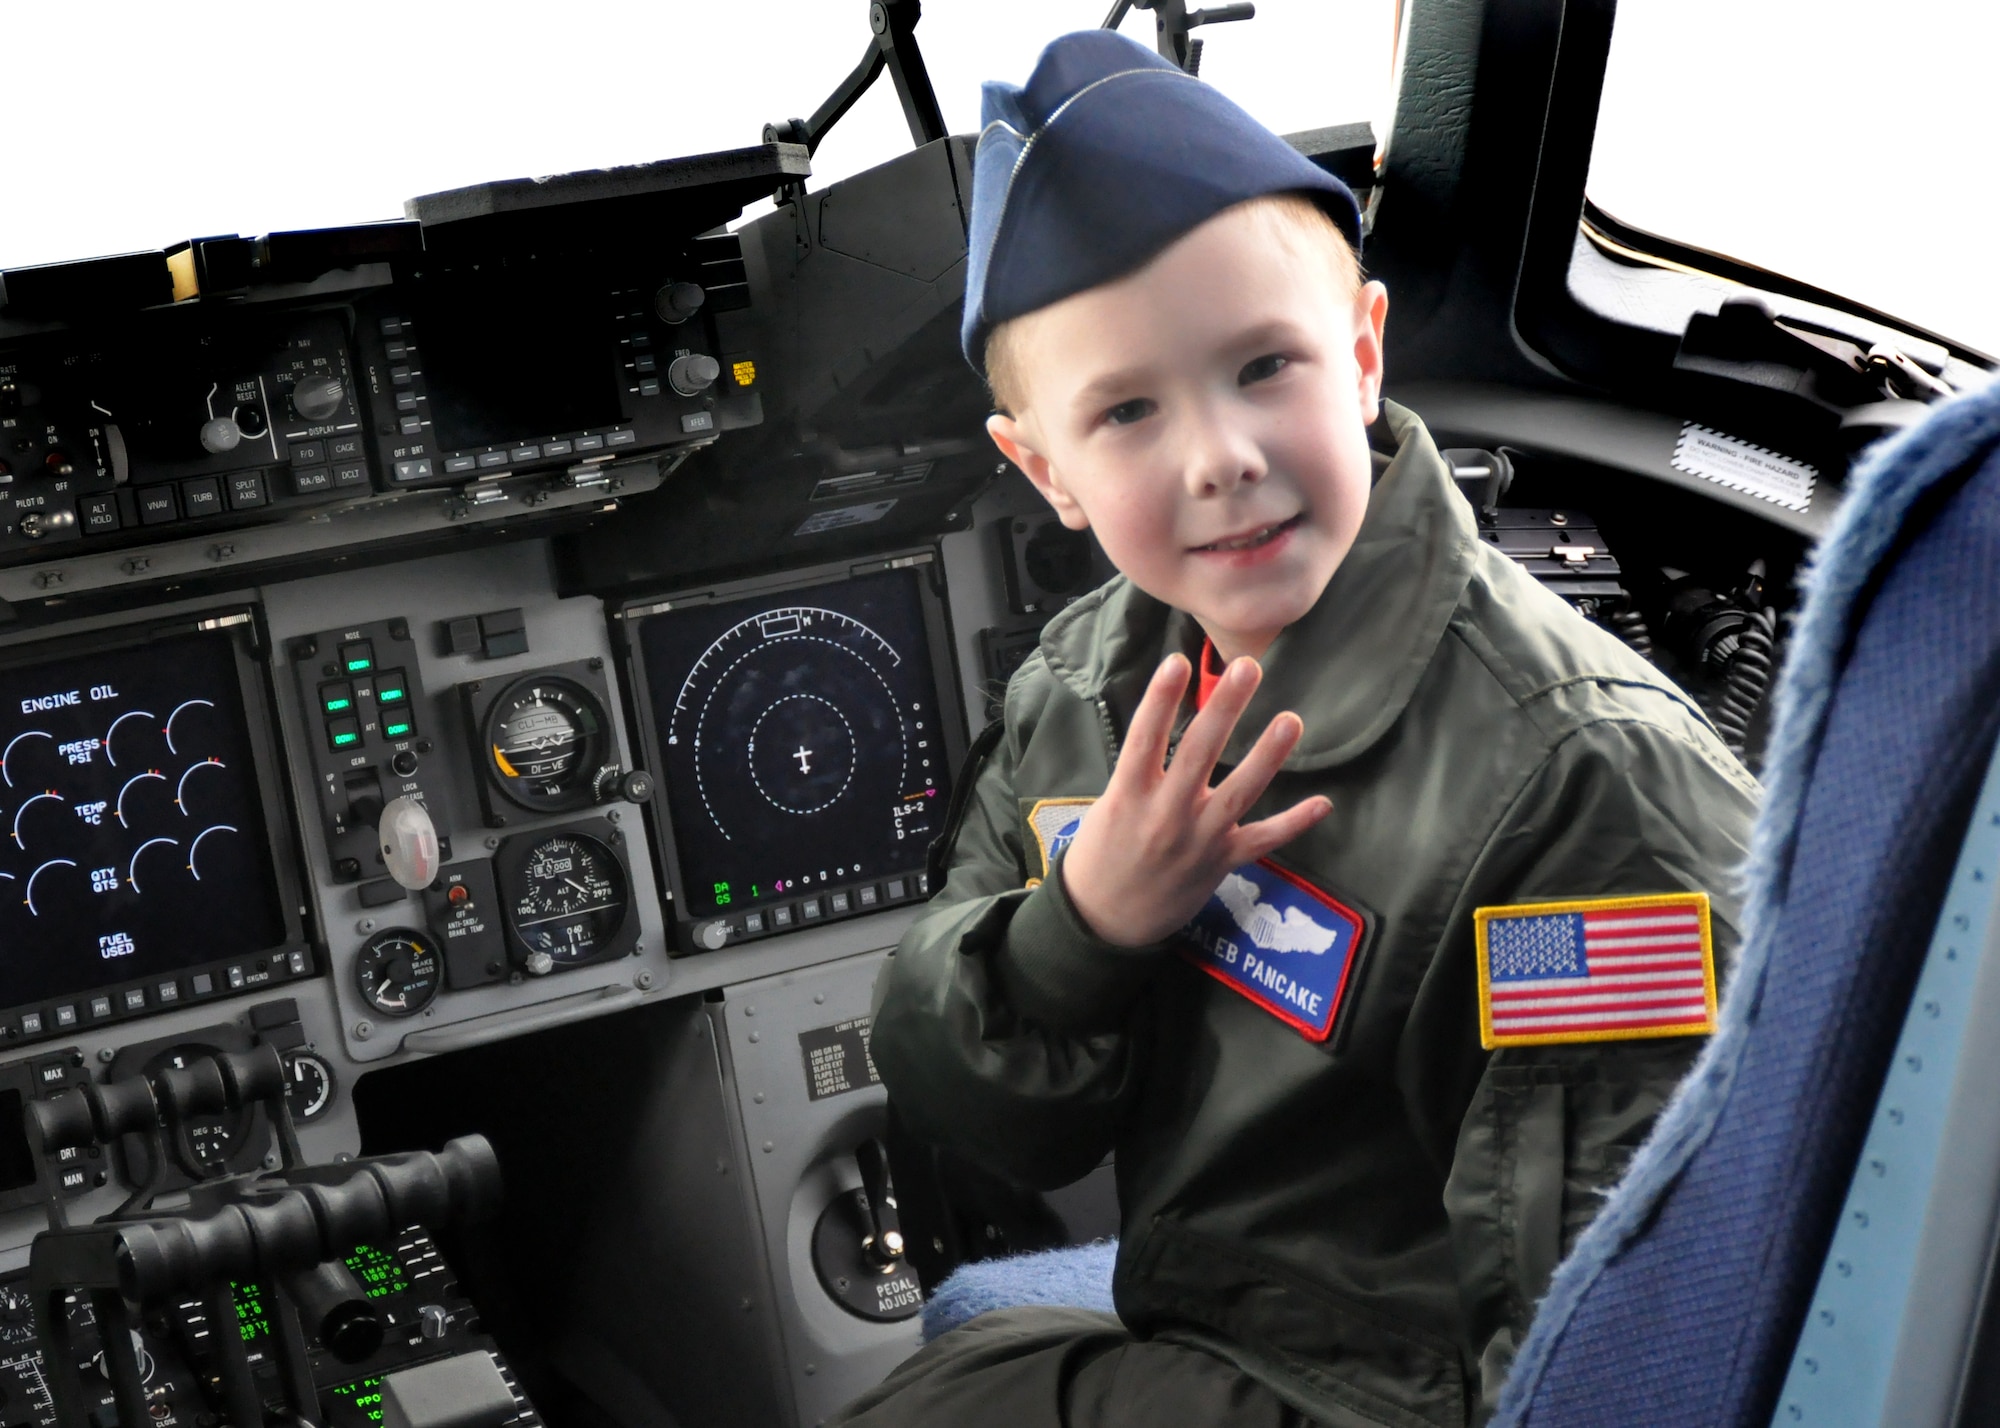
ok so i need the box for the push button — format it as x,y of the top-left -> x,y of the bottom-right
380,710 -> 417,741
137,487 -> 178,526
373,670 -> 409,706
293,467 -> 334,496
333,464 -> 368,488
80,494 -> 121,532
829,891 -> 851,914
327,717 -> 362,751
772,905 -> 795,927
320,682 -> 355,716
330,435 -> 364,461
290,441 -> 327,467
857,885 -> 880,908
800,898 -> 822,921
339,640 -> 374,674
88,996 -> 113,1020
228,473 -> 268,510
181,477 -> 223,518
122,988 -> 146,1012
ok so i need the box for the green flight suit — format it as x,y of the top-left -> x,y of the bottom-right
839,404 -> 1760,1428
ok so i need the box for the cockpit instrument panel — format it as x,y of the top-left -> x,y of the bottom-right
620,553 -> 965,952
0,611 -> 309,1045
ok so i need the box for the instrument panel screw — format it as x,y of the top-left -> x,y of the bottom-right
635,971 -> 655,991
98,1048 -> 115,1064
358,918 -> 376,934
354,1021 -> 374,1040
485,836 -> 500,850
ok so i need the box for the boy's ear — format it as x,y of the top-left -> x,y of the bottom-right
1353,279 -> 1390,426
987,413 -> 1091,531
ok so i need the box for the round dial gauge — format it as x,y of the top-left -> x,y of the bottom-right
282,1050 -> 335,1121
483,676 -> 610,811
499,832 -> 630,969
354,929 -> 441,1017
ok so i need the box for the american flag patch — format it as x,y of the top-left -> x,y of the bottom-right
1475,893 -> 1718,1049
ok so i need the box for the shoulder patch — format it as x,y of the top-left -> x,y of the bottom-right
1475,892 -> 1717,1049
1179,860 -> 1365,1042
1024,798 -> 1095,879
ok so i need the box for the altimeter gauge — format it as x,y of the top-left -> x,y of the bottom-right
494,822 -> 637,974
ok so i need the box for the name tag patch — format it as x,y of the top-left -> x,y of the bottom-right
1025,798 -> 1095,879
1180,860 -> 1364,1041
1475,892 -> 1718,1049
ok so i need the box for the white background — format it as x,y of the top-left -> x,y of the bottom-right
3,0 -> 1991,358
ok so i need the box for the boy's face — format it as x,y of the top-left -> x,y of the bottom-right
987,201 -> 1389,662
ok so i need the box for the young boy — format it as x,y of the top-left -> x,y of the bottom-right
840,30 -> 1758,1428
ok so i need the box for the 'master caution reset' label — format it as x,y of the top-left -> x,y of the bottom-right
1181,860 -> 1364,1041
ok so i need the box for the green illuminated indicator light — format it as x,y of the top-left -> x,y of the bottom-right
384,721 -> 413,738
378,686 -> 405,703
324,696 -> 352,713
344,1245 -> 410,1300
346,658 -> 371,673
231,1281 -> 271,1342
332,731 -> 361,748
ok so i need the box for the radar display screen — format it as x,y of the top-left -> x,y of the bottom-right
0,628 -> 289,1009
634,566 -> 956,922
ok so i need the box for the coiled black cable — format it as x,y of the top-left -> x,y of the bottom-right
1607,604 -> 1655,662
1708,606 -> 1777,758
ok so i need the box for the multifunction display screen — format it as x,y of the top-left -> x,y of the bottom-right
637,568 -> 952,920
0,631 -> 288,1008
415,273 -> 625,452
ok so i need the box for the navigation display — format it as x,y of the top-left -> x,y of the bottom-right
632,566 -> 958,925
0,628 -> 290,1009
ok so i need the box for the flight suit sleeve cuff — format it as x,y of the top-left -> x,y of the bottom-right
995,857 -> 1166,1036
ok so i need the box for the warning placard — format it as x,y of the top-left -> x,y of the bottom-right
798,1017 -> 881,1101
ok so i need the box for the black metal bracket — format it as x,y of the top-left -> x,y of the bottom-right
766,0 -> 948,165
1103,0 -> 1256,75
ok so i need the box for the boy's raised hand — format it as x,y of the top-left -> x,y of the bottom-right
1060,653 -> 1333,948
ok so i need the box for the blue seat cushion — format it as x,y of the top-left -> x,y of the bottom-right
921,1240 -> 1119,1342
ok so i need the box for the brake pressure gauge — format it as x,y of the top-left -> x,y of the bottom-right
354,928 -> 441,1016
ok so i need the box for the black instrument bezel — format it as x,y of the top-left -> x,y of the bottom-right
491,817 -> 639,972
612,548 -> 967,955
0,605 -> 315,1048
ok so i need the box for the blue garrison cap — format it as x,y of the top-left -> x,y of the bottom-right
962,29 -> 1362,371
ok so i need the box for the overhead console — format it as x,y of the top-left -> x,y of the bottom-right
0,145 -> 805,606
0,610 -> 310,1048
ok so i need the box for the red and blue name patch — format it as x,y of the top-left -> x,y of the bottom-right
1180,860 -> 1364,1040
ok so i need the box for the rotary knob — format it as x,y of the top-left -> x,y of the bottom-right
292,375 -> 346,422
667,353 -> 721,397
655,282 -> 706,324
200,416 -> 242,453
524,950 -> 555,977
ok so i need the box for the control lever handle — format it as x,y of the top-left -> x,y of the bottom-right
25,1079 -> 158,1155
855,1138 -> 905,1270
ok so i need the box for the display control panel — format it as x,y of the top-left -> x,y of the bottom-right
0,312 -> 370,560
620,552 -> 964,953
289,617 -> 446,885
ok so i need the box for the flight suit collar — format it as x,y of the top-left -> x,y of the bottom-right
1036,401 -> 1476,771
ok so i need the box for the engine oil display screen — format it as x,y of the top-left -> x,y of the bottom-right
0,630 -> 288,1008
636,568 -> 952,921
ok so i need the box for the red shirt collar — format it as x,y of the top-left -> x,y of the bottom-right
1195,637 -> 1227,711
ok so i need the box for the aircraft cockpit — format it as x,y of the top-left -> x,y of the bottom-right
0,2 -> 1990,1427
